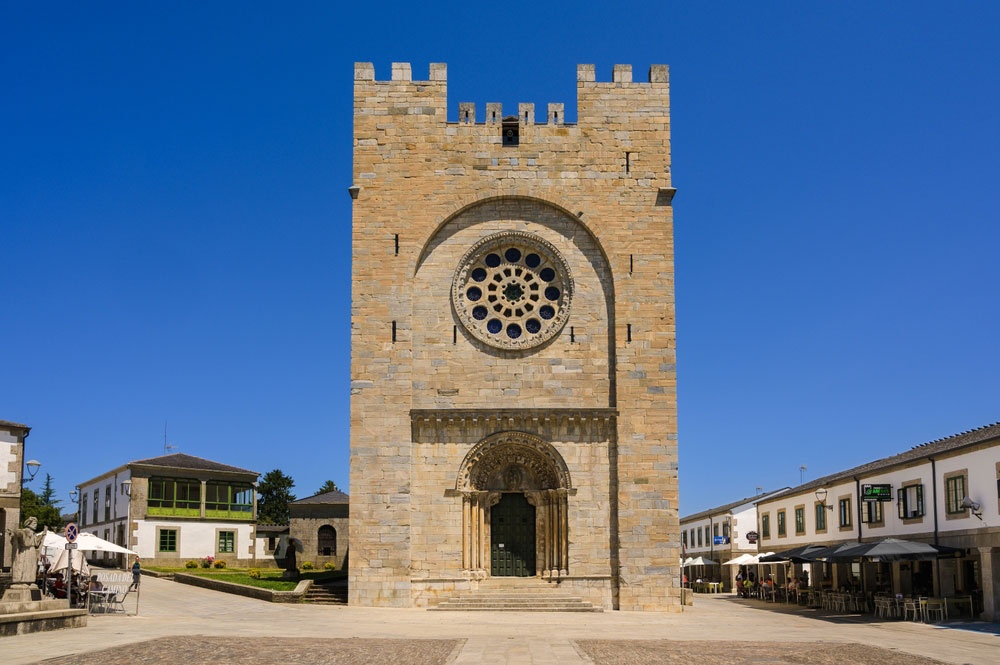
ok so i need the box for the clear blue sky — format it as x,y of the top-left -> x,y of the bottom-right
4,2 -> 998,516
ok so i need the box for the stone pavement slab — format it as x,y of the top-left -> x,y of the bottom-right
2,577 -> 997,665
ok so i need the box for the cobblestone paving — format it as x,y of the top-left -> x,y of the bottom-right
575,640 -> 950,665
37,636 -> 464,665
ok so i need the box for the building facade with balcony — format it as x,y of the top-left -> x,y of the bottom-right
754,422 -> 1000,621
76,453 -> 259,567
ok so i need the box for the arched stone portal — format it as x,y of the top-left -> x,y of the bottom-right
456,432 -> 571,579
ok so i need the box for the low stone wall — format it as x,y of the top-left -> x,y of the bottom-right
173,573 -> 311,603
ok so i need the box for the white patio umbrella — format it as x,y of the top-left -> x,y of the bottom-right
723,553 -> 755,566
75,532 -> 137,555
42,531 -> 67,556
682,556 -> 718,567
50,548 -> 90,575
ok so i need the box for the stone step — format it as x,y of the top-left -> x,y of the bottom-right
431,580 -> 602,612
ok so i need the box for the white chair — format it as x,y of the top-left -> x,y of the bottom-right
924,598 -> 946,623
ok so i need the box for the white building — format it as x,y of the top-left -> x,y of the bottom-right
754,422 -> 1000,621
76,453 -> 259,567
680,489 -> 789,591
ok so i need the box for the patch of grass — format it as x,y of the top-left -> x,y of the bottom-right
191,571 -> 299,591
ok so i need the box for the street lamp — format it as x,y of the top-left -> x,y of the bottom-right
815,488 -> 834,511
23,459 -> 41,484
70,488 -> 80,522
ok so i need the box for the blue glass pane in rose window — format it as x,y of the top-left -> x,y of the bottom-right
525,253 -> 541,268
471,267 -> 487,282
544,286 -> 561,301
467,286 -> 482,301
473,306 -> 488,320
506,324 -> 522,339
485,253 -> 501,268
539,305 -> 555,320
539,268 -> 555,282
487,319 -> 502,334
525,319 -> 541,334
505,247 -> 522,263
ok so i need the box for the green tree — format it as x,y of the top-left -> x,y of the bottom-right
39,473 -> 62,511
316,480 -> 342,494
20,487 -> 62,530
257,469 -> 295,525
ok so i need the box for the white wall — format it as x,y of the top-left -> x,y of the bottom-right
134,519 -> 255,560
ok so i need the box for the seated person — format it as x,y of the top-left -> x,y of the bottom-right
89,575 -> 104,592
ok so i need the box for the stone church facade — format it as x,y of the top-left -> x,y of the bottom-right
349,62 -> 679,611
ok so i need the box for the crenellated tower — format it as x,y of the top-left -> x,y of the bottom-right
349,62 -> 678,611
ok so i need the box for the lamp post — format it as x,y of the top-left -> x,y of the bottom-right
120,480 -> 132,568
22,459 -> 41,485
815,488 -> 835,510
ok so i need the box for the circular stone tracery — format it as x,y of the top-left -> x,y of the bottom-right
452,232 -> 573,350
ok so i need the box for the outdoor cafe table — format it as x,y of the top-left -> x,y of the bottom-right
88,589 -> 114,613
944,595 -> 974,618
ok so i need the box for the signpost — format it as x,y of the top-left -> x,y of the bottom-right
861,484 -> 893,502
65,523 -> 78,608
747,531 -> 759,544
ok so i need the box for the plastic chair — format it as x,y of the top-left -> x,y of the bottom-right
924,599 -> 946,623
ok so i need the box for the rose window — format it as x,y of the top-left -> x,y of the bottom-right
452,232 -> 572,350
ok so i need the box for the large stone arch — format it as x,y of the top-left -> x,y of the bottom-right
455,431 -> 572,580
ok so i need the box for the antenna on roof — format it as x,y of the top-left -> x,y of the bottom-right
799,464 -> 807,484
755,486 -> 763,495
164,420 -> 177,455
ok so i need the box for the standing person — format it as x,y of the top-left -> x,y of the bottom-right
129,558 -> 141,590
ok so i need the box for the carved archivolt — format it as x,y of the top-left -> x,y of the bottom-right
456,431 -> 571,492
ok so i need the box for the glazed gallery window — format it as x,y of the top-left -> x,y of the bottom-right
777,510 -> 786,536
218,531 -> 235,554
946,475 -> 967,514
148,477 -> 201,516
794,507 -> 805,535
205,482 -> 254,518
158,529 -> 178,552
761,514 -> 770,538
815,503 -> 827,531
839,498 -> 852,528
897,484 -> 925,519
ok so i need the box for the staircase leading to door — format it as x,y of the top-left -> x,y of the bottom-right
430,578 -> 602,612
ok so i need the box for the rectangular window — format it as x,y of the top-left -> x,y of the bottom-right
794,507 -> 805,535
815,503 -> 827,532
861,499 -> 884,524
217,531 -> 235,554
777,510 -> 786,537
81,494 -> 88,526
839,497 -> 852,528
897,484 -> 925,519
713,524 -> 719,538
761,513 -> 771,538
158,529 -> 178,552
92,490 -> 99,523
682,531 -> 688,547
147,477 -> 202,516
104,485 -> 111,521
945,474 -> 967,514
697,528 -> 702,547
722,522 -> 730,538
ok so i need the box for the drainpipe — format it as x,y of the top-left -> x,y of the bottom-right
929,458 -> 939,545
854,477 -> 863,543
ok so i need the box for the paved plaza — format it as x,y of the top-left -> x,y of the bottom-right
4,577 -> 998,664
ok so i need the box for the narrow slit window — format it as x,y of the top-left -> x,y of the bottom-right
453,325 -> 457,345
394,234 -> 399,256
391,320 -> 397,343
570,326 -> 575,343
627,324 -> 632,343
625,152 -> 631,174
629,254 -> 633,274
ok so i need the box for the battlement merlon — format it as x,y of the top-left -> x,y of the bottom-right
354,62 -> 669,125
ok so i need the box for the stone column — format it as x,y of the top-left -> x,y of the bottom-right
979,546 -> 999,622
461,493 -> 471,572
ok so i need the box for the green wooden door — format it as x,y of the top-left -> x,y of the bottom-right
490,493 -> 536,577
